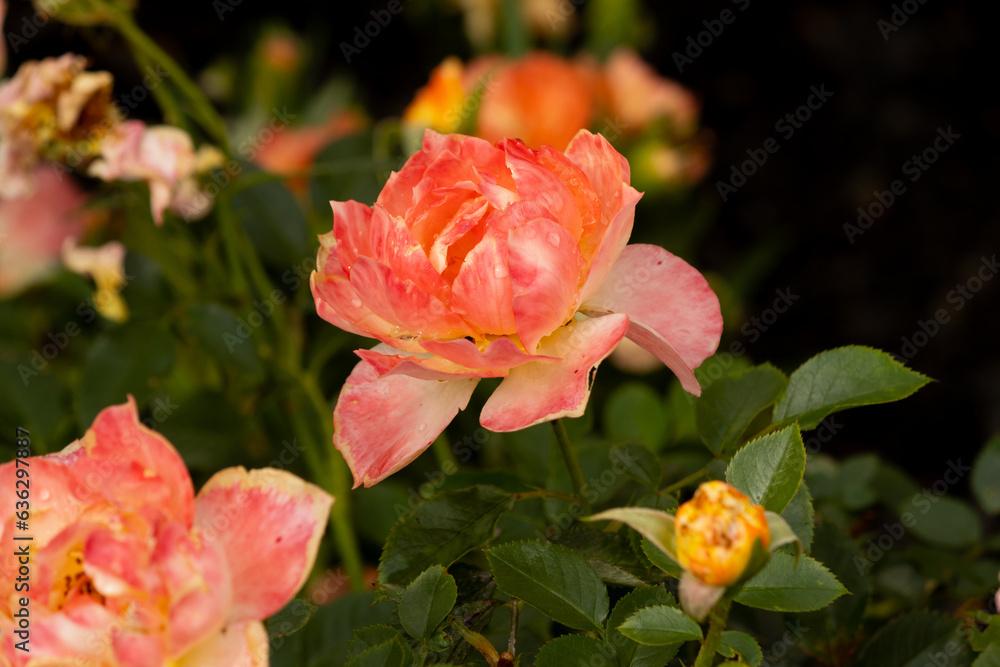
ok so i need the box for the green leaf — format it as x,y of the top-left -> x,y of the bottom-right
695,363 -> 787,454
184,303 -> 264,380
772,346 -> 930,430
781,482 -> 815,552
270,593 -> 393,667
726,425 -> 806,513
905,495 -> 981,549
76,321 -> 176,425
604,382 -> 668,451
853,611 -> 969,667
611,444 -> 662,487
587,507 -> 677,561
640,537 -> 682,578
231,163 -> 312,269
805,522 -> 871,634
344,636 -> 411,667
719,631 -> 763,666
607,586 -> 681,667
554,524 -> 655,587
974,644 -> 1000,667
734,552 -> 846,612
534,635 -> 617,667
266,598 -> 317,640
837,453 -> 879,510
398,566 -> 458,639
973,435 -> 1000,514
346,626 -> 412,660
379,485 -> 515,585
617,605 -> 702,646
485,540 -> 609,632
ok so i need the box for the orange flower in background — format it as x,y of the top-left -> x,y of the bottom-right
0,399 -> 333,666
0,165 -> 92,297
254,110 -> 364,192
402,56 -> 468,134
675,481 -> 770,587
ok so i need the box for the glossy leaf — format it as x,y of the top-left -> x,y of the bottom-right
398,566 -> 458,639
726,425 -> 806,513
695,363 -> 787,454
617,604 -> 702,646
734,552 -> 846,612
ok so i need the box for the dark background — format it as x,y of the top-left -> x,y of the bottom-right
8,0 -> 997,481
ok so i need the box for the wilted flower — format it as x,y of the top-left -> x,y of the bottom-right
0,53 -> 117,197
311,129 -> 722,486
61,238 -> 129,322
0,398 -> 333,665
675,481 -> 770,587
0,165 -> 91,297
89,120 -> 224,224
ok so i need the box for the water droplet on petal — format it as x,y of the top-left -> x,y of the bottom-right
493,264 -> 509,279
546,232 -> 561,247
39,490 -> 51,502
417,424 -> 427,432
351,298 -> 362,307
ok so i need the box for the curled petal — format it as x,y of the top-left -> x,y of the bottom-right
449,230 -> 516,335
83,397 -> 195,526
179,621 -> 268,667
582,244 -> 722,396
194,468 -> 334,622
349,256 -> 472,339
564,130 -> 632,238
420,336 -> 560,371
357,346 -> 505,380
508,218 -> 584,352
480,313 -> 629,431
331,200 -> 375,275
335,353 -> 479,487
578,184 -> 642,304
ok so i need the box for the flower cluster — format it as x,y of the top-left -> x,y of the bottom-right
403,49 -> 709,186
0,399 -> 332,666
312,128 -> 722,487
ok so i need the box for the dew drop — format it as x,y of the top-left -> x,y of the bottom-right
39,489 -> 51,502
417,424 -> 427,432
493,264 -> 509,278
546,232 -> 561,247
351,298 -> 362,307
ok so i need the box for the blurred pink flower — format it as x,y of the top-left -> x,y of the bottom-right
89,120 -> 223,224
311,129 -> 722,487
602,48 -> 700,137
0,165 -> 91,297
0,398 -> 333,666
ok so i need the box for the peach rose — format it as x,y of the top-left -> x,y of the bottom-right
311,130 -> 722,487
0,165 -> 90,297
0,398 -> 333,666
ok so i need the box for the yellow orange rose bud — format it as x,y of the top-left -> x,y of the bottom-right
675,481 -> 770,587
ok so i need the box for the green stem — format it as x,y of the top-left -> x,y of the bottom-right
130,48 -> 186,130
110,10 -> 230,152
551,420 -> 591,513
693,597 -> 731,667
661,466 -> 710,495
298,371 -> 366,593
432,432 -> 458,470
214,197 -> 248,294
